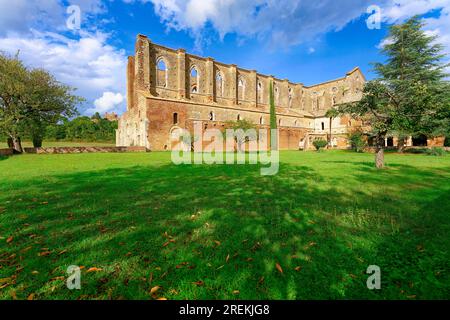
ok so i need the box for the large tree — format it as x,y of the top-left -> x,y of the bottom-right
0,53 -> 29,152
0,53 -> 82,151
225,119 -> 257,152
332,16 -> 450,168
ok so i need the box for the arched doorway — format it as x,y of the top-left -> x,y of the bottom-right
412,134 -> 428,147
387,137 -> 394,147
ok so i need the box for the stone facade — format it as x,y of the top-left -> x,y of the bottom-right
104,112 -> 119,121
117,34 -> 367,151
23,146 -> 147,154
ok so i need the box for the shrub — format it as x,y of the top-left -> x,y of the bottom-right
313,139 -> 328,151
348,132 -> 366,153
403,148 -> 428,154
426,147 -> 446,156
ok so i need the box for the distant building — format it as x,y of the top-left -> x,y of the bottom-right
104,112 -> 119,121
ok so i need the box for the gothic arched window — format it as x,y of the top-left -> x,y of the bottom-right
156,58 -> 168,88
238,77 -> 245,101
257,81 -> 263,104
190,66 -> 199,93
288,87 -> 293,108
216,72 -> 224,97
274,85 -> 280,105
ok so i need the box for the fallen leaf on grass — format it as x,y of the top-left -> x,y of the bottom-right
157,298 -> 167,300
226,254 -> 230,263
232,290 -> 240,295
6,237 -> 13,243
214,240 -> 221,247
58,249 -> 68,255
162,239 -> 176,247
31,271 -> 39,275
251,242 -> 261,251
87,267 -> 103,273
7,253 -> 17,260
27,294 -> 35,300
258,277 -> 265,284
38,251 -> 52,257
176,262 -> 189,269
294,266 -> 302,272
275,263 -> 283,274
169,289 -> 179,295
150,286 -> 160,294
21,246 -> 33,253
193,281 -> 204,287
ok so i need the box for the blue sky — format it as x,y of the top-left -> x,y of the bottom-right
0,0 -> 449,115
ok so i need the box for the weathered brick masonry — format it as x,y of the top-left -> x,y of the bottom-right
117,34 -> 444,151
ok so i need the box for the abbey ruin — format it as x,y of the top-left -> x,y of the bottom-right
118,35 -> 440,151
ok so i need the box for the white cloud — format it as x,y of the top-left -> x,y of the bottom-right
147,0 -> 392,49
89,92 -> 124,114
0,0 -> 106,36
0,0 -> 63,35
144,0 -> 450,64
377,37 -> 395,49
0,31 -> 128,115
382,0 -> 450,23
380,0 -> 450,74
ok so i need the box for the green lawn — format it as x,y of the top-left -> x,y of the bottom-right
0,141 -> 115,149
0,151 -> 449,300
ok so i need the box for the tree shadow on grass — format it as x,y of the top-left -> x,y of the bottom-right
0,161 -> 449,300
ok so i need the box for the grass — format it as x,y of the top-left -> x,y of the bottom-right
0,150 -> 449,300
0,141 -> 115,149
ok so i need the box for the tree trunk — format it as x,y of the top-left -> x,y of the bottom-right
397,136 -> 406,153
328,117 -> 333,149
32,136 -> 43,148
7,137 -> 13,149
375,147 -> 384,169
11,136 -> 23,153
375,134 -> 386,169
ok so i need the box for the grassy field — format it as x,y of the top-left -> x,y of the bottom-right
0,141 -> 115,149
0,151 -> 449,300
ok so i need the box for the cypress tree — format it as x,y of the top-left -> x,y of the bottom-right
269,81 -> 278,150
